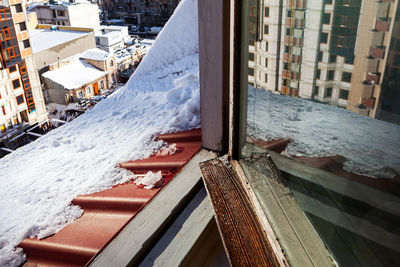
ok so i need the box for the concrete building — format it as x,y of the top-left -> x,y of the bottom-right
42,48 -> 117,104
94,25 -> 129,53
249,0 -> 400,123
0,0 -> 47,134
105,0 -> 180,27
28,1 -> 100,28
30,25 -> 96,74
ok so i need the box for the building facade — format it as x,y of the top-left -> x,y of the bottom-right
28,1 -> 100,28
249,0 -> 400,123
42,48 -> 117,104
0,0 -> 47,133
104,0 -> 180,27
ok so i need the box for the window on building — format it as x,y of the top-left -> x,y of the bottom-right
264,74 -> 267,83
264,25 -> 269,35
314,86 -> 320,96
322,13 -> 331,24
248,52 -> 254,61
324,0 -> 332,4
100,80 -> 105,89
265,42 -> 268,51
283,62 -> 288,70
23,39 -> 30,49
86,87 -> 91,96
329,54 -> 336,63
57,10 -> 65,17
325,87 -> 333,97
287,10 -> 292,18
339,89 -> 349,99
284,45 -> 289,53
110,60 -> 114,67
316,69 -> 321,79
320,33 -> 328,43
52,10 -> 56,18
286,28 -> 290,36
318,51 -> 323,61
18,22 -> 26,32
327,70 -> 335,80
15,4 -> 22,13
265,58 -> 268,68
248,67 -> 254,76
77,91 -> 83,98
8,66 -> 16,73
12,79 -> 20,89
342,72 -> 352,82
2,105 -> 5,115
16,94 -> 24,105
265,7 -> 269,17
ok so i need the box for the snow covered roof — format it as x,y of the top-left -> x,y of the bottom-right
80,48 -> 110,61
30,29 -> 92,53
42,60 -> 107,89
0,0 -> 199,265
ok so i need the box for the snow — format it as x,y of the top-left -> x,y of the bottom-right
247,87 -> 400,179
80,48 -> 110,61
30,29 -> 91,53
0,0 -> 199,265
135,171 -> 164,189
42,60 -> 107,90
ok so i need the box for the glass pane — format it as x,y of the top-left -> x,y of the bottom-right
242,0 -> 400,266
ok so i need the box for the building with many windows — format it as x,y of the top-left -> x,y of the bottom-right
104,0 -> 180,27
249,0 -> 400,123
0,0 -> 47,133
27,1 -> 100,28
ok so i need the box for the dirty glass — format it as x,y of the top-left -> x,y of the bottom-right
242,0 -> 400,266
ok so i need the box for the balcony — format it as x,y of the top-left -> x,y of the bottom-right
366,56 -> 379,73
286,0 -> 307,10
375,18 -> 390,32
370,46 -> 386,59
361,97 -> 376,109
285,18 -> 305,28
366,73 -> 380,84
293,37 -> 303,46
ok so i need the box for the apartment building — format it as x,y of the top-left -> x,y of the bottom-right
106,0 -> 180,27
249,0 -> 400,123
28,1 -> 100,28
0,0 -> 47,133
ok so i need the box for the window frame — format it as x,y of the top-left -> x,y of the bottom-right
12,78 -> 20,89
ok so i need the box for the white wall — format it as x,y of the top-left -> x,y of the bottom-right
68,3 -> 100,28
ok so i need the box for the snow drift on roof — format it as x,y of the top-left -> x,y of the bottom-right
42,60 -> 107,90
247,87 -> 400,178
80,48 -> 110,61
0,0 -> 199,265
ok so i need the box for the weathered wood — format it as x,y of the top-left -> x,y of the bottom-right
244,143 -> 400,218
239,154 -> 336,267
198,0 -> 230,153
89,149 -> 215,267
200,158 -> 280,267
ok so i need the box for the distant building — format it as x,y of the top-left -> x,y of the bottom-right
249,0 -> 400,123
0,0 -> 47,134
94,25 -> 130,53
30,25 -> 96,74
42,48 -> 117,104
28,1 -> 100,28
104,0 -> 180,27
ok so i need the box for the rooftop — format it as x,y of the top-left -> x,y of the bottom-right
42,60 -> 107,89
30,29 -> 92,53
80,48 -> 111,61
